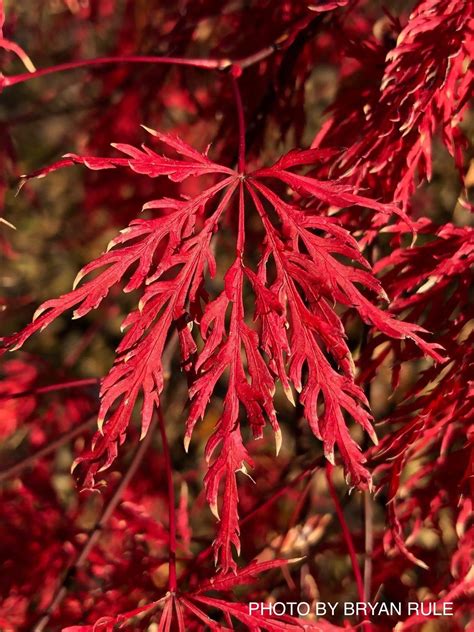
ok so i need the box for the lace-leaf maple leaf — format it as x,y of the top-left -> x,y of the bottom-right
62,558 -> 327,631
363,223 -> 474,570
314,0 -> 474,206
2,128 -> 442,572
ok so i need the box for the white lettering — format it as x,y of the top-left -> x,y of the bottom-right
344,603 -> 355,616
298,603 -> 310,616
390,603 -> 401,616
285,602 -> 297,616
420,602 -> 432,616
315,602 -> 327,616
272,602 -> 286,616
249,603 -> 260,615
328,602 -> 338,616
443,602 -> 454,616
248,601 -> 453,619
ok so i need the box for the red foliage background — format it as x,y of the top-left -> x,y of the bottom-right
0,1 -> 472,630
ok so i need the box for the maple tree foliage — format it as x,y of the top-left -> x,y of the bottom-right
0,1 -> 472,631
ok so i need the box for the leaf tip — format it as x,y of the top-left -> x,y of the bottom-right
141,124 -> 157,137
287,556 -> 306,565
325,449 -> 336,466
97,417 -> 105,435
72,270 -> 85,290
274,427 -> 282,456
210,502 -> 219,520
283,384 -> 296,406
0,217 -> 16,230
32,305 -> 46,322
183,435 -> 191,453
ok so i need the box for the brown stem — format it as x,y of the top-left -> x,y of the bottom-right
32,413 -> 158,632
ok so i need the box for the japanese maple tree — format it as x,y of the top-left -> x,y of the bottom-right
0,1 -> 472,631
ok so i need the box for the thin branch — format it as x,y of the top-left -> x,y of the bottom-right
32,413 -> 158,632
276,477 -> 313,590
3,55 -> 224,88
326,463 -> 371,630
237,46 -> 277,70
0,377 -> 99,401
0,416 -> 96,483
246,457 -> 324,527
30,334 -> 178,630
157,407 -> 178,593
360,246 -> 375,605
271,471 -> 314,562
364,490 -> 374,602
1,15 -> 322,91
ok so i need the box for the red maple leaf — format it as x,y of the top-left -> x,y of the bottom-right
2,126 -> 443,572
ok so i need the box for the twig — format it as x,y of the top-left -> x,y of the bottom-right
2,15 -> 324,91
364,490 -> 374,602
360,246 -> 375,606
157,407 -> 177,593
3,55 -> 223,88
0,377 -> 99,401
0,416 -> 96,483
32,413 -> 158,632
31,334 -> 178,630
276,477 -> 313,590
326,463 -> 371,631
230,73 -> 246,174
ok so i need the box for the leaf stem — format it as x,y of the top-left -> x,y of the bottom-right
230,73 -> 246,174
158,406 -> 178,593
